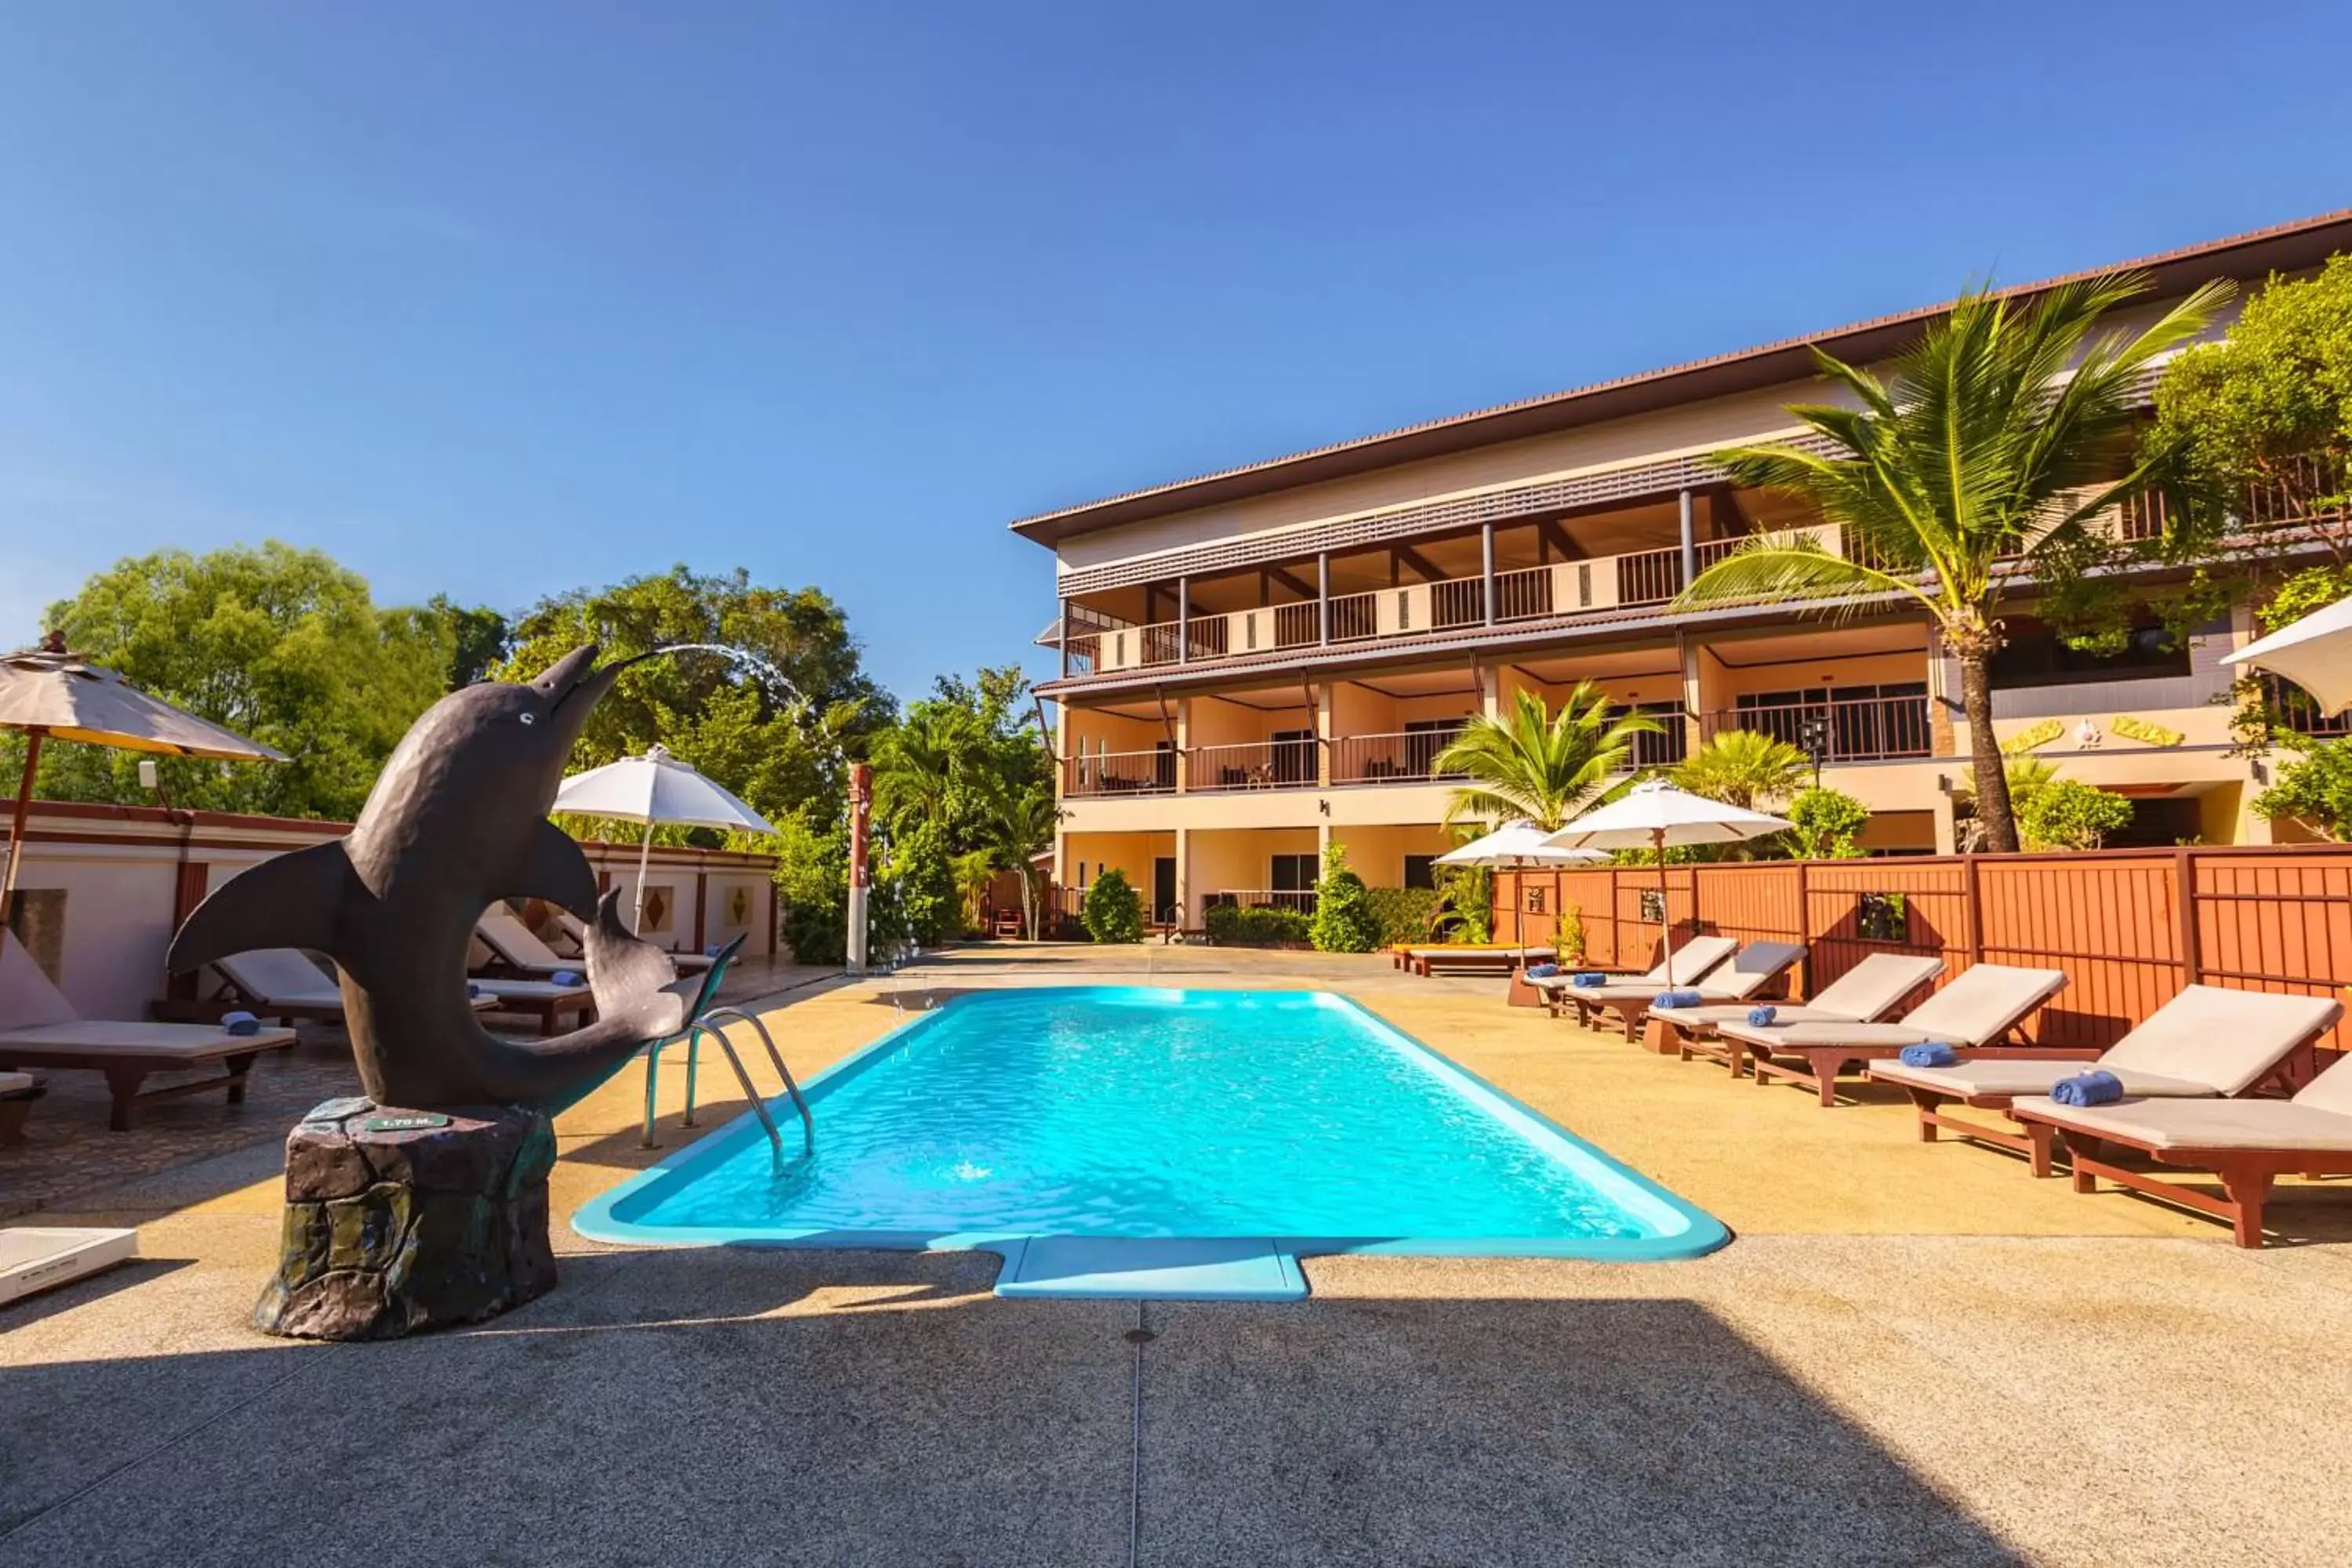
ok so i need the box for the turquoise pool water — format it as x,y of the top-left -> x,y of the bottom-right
575,987 -> 1726,1290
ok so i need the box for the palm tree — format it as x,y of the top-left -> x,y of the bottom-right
872,705 -> 980,833
1675,271 -> 2228,852
985,784 -> 1059,940
1672,729 -> 1810,810
1431,684 -> 1661,832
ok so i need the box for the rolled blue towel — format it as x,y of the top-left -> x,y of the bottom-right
2050,1069 -> 2123,1107
219,1009 -> 260,1037
1746,1004 -> 1777,1027
466,983 -> 484,1000
1899,1041 -> 1958,1068
1570,971 -> 1606,989
551,968 -> 585,987
1525,962 -> 1559,979
1653,989 -> 1704,1010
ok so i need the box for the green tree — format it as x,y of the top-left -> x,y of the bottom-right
1784,786 -> 1870,859
2252,739 -> 2352,840
1671,729 -> 1810,810
426,595 -> 511,689
2016,779 -> 2134,851
1678,271 -> 2228,852
985,785 -> 1059,940
1082,868 -> 1144,944
1432,684 -> 1661,831
2150,254 -> 2352,561
19,541 -> 451,819
1308,843 -> 1381,953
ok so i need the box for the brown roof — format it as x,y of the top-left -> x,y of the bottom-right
1010,208 -> 2352,548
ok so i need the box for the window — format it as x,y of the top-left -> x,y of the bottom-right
1525,886 -> 1547,915
1989,617 -> 2190,689
1403,855 -> 1436,890
1272,729 -> 1316,785
1857,892 -> 1909,944
1270,854 -> 1318,892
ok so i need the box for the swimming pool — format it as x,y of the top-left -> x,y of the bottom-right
575,987 -> 1728,1298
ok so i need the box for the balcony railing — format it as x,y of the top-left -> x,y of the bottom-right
1330,728 -> 1471,785
2263,673 -> 2352,739
1701,695 -> 1933,762
1185,738 -> 1320,792
1062,526 -> 1842,677
1203,888 -> 1319,914
1064,748 -> 1177,797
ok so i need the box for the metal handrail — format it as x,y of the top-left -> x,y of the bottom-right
639,1005 -> 814,1174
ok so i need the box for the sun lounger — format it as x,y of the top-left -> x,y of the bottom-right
2010,1034 -> 2352,1247
551,909 -> 717,972
1567,941 -> 1806,1045
1,1069 -> 42,1147
1547,935 -> 1740,1032
1534,935 -> 1738,1014
1716,963 -> 2070,1108
0,939 -> 296,1131
1867,983 -> 2338,1156
1396,943 -> 1556,978
468,977 -> 597,1037
206,947 -> 498,1027
475,905 -> 590,977
1658,953 -> 1947,1073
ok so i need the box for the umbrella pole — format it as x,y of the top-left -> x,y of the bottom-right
632,829 -> 653,936
1,729 -> 43,949
1655,827 -> 1671,986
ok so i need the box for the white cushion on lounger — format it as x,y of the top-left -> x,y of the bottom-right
2011,1094 -> 2352,1152
471,979 -> 590,1002
0,1022 -> 294,1059
1718,964 -> 2068,1054
0,1071 -> 34,1096
1655,1002 -> 1877,1029
1867,1061 -> 2221,1099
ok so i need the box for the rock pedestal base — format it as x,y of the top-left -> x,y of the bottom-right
255,1097 -> 557,1341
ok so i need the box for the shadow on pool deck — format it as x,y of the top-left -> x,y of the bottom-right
0,1245 -> 2024,1567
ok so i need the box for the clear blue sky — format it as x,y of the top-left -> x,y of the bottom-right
2,2 -> 2347,701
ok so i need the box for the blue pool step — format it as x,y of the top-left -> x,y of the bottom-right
993,1236 -> 1305,1301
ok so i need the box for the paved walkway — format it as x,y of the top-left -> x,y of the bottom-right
6,945 -> 2351,1564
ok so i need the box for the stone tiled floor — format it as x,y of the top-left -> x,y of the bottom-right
7,943 -> 2352,1565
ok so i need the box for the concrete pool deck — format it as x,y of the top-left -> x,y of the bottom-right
6,945 -> 2351,1564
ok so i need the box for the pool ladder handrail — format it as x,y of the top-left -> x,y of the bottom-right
640,1006 -> 814,1172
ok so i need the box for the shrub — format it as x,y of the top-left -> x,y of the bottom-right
774,810 -> 849,966
1557,902 -> 1585,963
1081,868 -> 1145,943
1432,864 -> 1494,943
2254,738 -> 2352,840
2016,779 -> 2135,851
878,818 -> 957,949
1308,844 -> 1383,953
1205,903 -> 1312,946
1786,786 -> 1870,859
1362,885 -> 1443,947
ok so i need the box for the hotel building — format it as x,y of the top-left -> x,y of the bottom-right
1019,212 -> 2352,927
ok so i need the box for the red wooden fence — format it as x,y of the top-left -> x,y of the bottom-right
1496,845 -> 2352,1075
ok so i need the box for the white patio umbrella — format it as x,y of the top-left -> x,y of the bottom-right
1540,779 -> 1793,984
2222,593 -> 2352,716
553,746 -> 775,935
1434,820 -> 1611,869
1,634 -> 284,936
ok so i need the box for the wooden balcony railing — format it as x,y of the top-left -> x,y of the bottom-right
1700,695 -> 1933,762
1430,577 -> 1484,629
1064,748 -> 1177,797
1330,728 -> 1471,785
2263,673 -> 2352,739
1329,590 -> 1379,642
1273,601 -> 1319,649
1185,738 -> 1321,792
1203,888 -> 1319,914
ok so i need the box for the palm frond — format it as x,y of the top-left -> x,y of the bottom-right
1675,537 -> 1940,621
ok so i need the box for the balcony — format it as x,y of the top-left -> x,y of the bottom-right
1064,748 -> 1177,798
1062,693 -> 1933,808
1061,524 -> 1842,678
1698,693 -> 1933,762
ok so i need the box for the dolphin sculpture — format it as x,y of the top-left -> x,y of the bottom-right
169,645 -> 706,1112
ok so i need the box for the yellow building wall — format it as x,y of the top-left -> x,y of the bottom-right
1189,828 -> 1320,897
1063,831 -> 1173,892
1327,822 -> 1452,886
